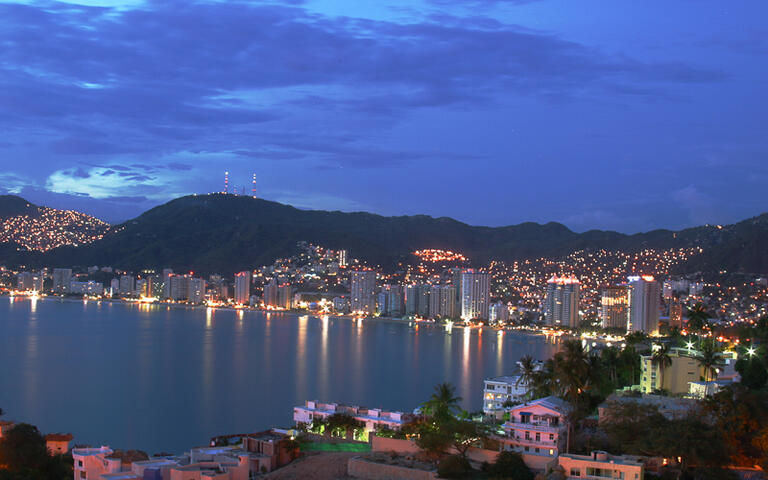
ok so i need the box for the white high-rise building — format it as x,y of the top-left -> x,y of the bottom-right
460,270 -> 490,320
544,275 -> 580,328
350,270 -> 377,314
119,275 -> 135,295
628,275 -> 661,334
430,285 -> 457,319
234,271 -> 251,305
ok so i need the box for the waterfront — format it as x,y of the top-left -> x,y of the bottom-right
0,297 -> 561,454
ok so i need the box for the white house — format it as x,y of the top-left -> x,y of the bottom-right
293,400 -> 413,433
555,451 -> 644,480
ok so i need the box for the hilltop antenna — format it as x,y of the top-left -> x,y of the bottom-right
224,171 -> 229,194
252,174 -> 257,198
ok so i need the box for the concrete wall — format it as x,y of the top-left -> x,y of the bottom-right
348,457 -> 437,480
371,436 -> 421,454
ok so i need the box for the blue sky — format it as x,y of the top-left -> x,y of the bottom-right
0,0 -> 766,232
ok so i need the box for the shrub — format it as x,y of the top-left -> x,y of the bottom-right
489,451 -> 534,480
437,454 -> 471,479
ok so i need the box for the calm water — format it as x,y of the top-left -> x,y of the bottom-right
0,297 -> 560,454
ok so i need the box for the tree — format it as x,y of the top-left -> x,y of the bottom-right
437,454 -> 471,478
600,347 -> 620,388
0,423 -> 49,472
651,344 -> 673,392
735,345 -> 768,390
697,339 -> 723,382
517,355 -> 538,394
421,383 -> 462,422
446,418 -> 489,459
325,413 -> 362,439
687,303 -> 709,336
705,385 -> 768,467
489,451 -> 534,480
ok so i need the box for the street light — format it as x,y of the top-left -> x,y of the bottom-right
747,346 -> 756,357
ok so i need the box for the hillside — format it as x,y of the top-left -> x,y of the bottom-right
0,196 -> 111,252
1,194 -> 766,274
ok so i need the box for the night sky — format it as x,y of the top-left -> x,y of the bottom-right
0,0 -> 766,232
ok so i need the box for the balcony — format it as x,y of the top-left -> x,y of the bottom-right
506,421 -> 564,433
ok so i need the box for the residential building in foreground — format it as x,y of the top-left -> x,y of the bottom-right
640,349 -> 704,394
293,400 -> 413,434
483,375 -> 529,414
500,396 -> 570,460
555,451 -> 644,480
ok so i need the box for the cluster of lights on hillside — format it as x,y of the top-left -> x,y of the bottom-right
412,249 -> 468,263
0,207 -> 111,252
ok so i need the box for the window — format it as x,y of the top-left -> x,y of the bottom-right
80,472 -> 86,479
525,431 -> 530,440
535,433 -> 540,442
524,446 -> 530,452
549,434 -> 554,440
78,460 -> 83,467
535,447 -> 540,453
570,468 -> 581,476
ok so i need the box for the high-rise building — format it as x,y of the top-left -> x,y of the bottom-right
52,268 -> 72,293
16,271 -> 43,292
461,270 -> 490,320
489,302 -> 510,323
162,268 -> 174,299
405,285 -> 419,315
338,250 -> 348,267
417,284 -> 431,317
544,275 -> 580,327
350,270 -> 377,314
600,286 -> 629,330
170,274 -> 190,301
451,268 -> 463,316
188,278 -> 206,304
119,275 -> 135,296
110,278 -> 120,295
377,284 -> 404,317
234,271 -> 251,305
263,279 -> 279,307
628,275 -> 661,333
669,302 -> 683,329
430,285 -> 457,319
278,284 -> 294,309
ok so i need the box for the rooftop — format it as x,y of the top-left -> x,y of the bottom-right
45,433 -> 74,442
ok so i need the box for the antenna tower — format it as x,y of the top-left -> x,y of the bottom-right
252,174 -> 257,198
224,171 -> 229,194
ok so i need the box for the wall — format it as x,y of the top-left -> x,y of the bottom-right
347,457 -> 437,480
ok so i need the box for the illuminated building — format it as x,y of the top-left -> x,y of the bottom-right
544,275 -> 580,328
170,274 -> 190,301
188,277 -> 206,304
430,285 -> 457,318
338,249 -> 348,267
52,268 -> 72,293
461,269 -> 490,320
669,302 -> 683,329
489,301 -> 509,323
264,279 -> 279,307
119,275 -> 135,296
600,286 -> 629,330
628,275 -> 661,333
640,349 -> 704,394
16,271 -> 43,291
162,268 -> 174,299
234,271 -> 251,305
377,284 -> 404,316
350,270 -> 377,314
405,284 -> 419,315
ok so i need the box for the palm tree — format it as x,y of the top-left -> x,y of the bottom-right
651,344 -> 673,393
601,347 -> 620,388
516,355 -> 537,392
421,382 -> 461,421
697,339 -> 722,382
686,303 -> 709,336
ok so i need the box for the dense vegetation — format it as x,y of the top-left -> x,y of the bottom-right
1,194 -> 766,274
0,413 -> 71,480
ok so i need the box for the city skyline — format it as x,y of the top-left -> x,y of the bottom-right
0,0 -> 766,232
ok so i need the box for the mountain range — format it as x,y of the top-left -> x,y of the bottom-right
1,193 -> 766,275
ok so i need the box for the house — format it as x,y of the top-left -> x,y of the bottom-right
499,396 -> 570,463
241,431 -> 295,472
293,400 -> 413,434
483,375 -> 530,414
554,451 -> 644,480
688,379 -> 734,399
72,447 -> 122,480
45,432 -> 73,455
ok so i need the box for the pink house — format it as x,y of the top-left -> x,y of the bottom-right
555,451 -> 644,480
500,396 -> 570,466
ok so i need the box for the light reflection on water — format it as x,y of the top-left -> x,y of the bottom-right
0,298 -> 560,454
